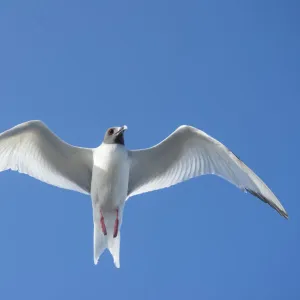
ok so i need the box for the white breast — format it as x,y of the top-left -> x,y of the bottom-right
92,144 -> 130,210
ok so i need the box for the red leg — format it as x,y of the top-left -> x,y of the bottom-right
100,210 -> 107,236
113,209 -> 119,238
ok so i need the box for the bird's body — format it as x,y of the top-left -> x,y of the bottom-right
91,143 -> 129,265
0,120 -> 288,268
92,143 -> 129,212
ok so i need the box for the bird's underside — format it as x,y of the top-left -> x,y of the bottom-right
0,120 -> 288,268
97,208 -> 119,237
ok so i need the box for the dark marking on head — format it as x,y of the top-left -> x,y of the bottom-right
103,126 -> 127,145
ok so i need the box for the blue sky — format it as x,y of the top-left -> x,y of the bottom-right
0,0 -> 299,299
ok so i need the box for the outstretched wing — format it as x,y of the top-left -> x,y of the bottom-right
0,120 -> 93,194
128,125 -> 287,218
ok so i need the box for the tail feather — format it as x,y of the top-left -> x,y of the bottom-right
93,211 -> 122,267
108,233 -> 120,268
93,223 -> 107,265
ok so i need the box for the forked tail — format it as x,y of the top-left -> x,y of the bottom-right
93,213 -> 121,268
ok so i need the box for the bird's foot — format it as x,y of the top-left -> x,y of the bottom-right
113,209 -> 119,238
100,210 -> 107,235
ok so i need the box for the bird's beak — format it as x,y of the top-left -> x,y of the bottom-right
118,125 -> 128,134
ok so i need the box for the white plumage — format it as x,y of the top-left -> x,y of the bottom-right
128,125 -> 287,218
0,121 -> 287,268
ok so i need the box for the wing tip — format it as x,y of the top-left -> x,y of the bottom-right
245,188 -> 288,220
114,260 -> 120,268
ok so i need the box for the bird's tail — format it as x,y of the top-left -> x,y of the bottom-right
93,213 -> 121,268
108,231 -> 120,268
93,223 -> 107,265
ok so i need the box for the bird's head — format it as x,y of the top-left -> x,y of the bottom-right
103,125 -> 128,145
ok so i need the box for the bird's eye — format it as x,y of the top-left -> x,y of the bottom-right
108,128 -> 114,135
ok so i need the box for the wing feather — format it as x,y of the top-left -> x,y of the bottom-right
0,120 -> 93,194
128,125 -> 287,218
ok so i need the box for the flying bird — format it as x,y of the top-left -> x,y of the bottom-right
0,121 -> 287,267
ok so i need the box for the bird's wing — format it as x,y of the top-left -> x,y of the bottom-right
0,120 -> 93,194
127,125 -> 287,218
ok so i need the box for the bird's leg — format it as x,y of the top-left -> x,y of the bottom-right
113,208 -> 119,238
100,210 -> 107,236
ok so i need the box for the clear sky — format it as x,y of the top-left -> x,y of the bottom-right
0,1 -> 299,299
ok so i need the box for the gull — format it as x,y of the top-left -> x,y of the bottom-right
0,121 -> 287,268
